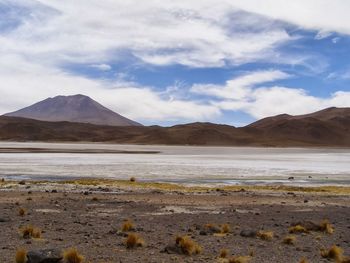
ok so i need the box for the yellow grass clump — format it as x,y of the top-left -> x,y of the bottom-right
299,258 -> 309,263
204,223 -> 231,234
321,245 -> 343,261
63,248 -> 84,263
219,249 -> 229,258
20,225 -> 41,239
121,219 -> 135,232
221,224 -> 231,234
176,236 -> 202,256
125,233 -> 145,249
282,235 -> 296,245
319,219 -> 334,234
289,225 -> 308,234
18,208 -> 26,217
15,248 -> 27,263
257,230 -> 274,241
228,256 -> 251,263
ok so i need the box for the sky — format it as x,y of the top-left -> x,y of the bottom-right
0,0 -> 350,126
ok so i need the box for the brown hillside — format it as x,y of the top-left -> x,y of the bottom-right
1,107 -> 350,147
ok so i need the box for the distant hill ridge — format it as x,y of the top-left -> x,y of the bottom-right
4,94 -> 141,127
1,105 -> 349,147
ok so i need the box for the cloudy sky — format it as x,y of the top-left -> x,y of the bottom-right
1,0 -> 350,126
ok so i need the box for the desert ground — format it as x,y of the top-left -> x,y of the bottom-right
1,180 -> 350,263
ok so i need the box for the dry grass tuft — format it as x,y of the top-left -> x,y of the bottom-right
257,230 -> 274,241
18,208 -> 26,217
125,233 -> 145,249
321,245 -> 343,261
63,248 -> 84,263
204,223 -> 219,232
289,225 -> 308,234
15,248 -> 27,263
282,235 -> 296,245
176,236 -> 202,255
319,219 -> 334,234
299,258 -> 309,263
228,256 -> 251,263
121,219 -> 135,232
219,249 -> 229,258
204,223 -> 231,234
20,225 -> 41,239
221,224 -> 231,234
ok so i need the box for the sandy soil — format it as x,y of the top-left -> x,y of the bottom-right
1,181 -> 350,263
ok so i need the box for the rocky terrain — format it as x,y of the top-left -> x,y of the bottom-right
1,180 -> 350,262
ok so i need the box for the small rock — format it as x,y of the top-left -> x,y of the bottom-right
240,230 -> 257,238
161,244 -> 182,254
199,230 -> 207,236
0,218 -> 10,223
27,249 -> 62,263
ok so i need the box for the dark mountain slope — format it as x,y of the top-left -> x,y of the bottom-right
4,94 -> 141,126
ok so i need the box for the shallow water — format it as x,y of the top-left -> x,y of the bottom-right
0,142 -> 349,186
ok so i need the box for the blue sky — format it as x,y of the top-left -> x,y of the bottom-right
0,0 -> 350,126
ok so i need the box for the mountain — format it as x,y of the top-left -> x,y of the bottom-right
4,94 -> 141,126
0,107 -> 349,147
248,107 -> 350,146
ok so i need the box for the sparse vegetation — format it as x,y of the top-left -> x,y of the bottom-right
257,230 -> 274,241
221,224 -> 231,234
282,235 -> 296,245
204,223 -> 231,234
125,233 -> 145,249
319,219 -> 334,234
130,177 -> 136,182
20,225 -> 41,239
289,225 -> 308,234
176,236 -> 202,255
18,208 -> 26,217
15,248 -> 27,263
63,248 -> 84,263
56,178 -> 350,195
219,249 -> 229,258
321,245 -> 343,261
121,219 -> 135,232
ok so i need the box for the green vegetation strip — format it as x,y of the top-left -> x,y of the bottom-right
2,178 -> 349,195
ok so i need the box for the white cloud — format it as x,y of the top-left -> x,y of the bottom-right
197,70 -> 350,119
191,70 -> 291,100
327,70 -> 350,80
227,0 -> 350,35
332,37 -> 341,44
0,55 -> 220,122
90,64 -> 111,71
0,1 -> 349,124
315,31 -> 332,40
0,0 -> 295,68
